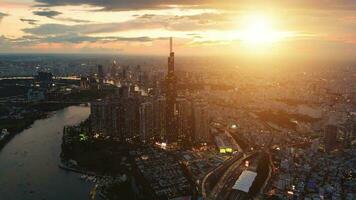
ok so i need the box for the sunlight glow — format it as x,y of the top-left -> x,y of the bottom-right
240,14 -> 286,45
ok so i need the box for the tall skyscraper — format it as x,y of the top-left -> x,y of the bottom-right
165,37 -> 178,142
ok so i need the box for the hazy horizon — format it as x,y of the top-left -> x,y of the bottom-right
1,0 -> 356,62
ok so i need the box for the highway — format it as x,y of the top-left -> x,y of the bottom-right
202,153 -> 243,199
208,152 -> 257,200
201,156 -> 233,198
228,192 -> 248,200
201,127 -> 245,199
220,154 -> 259,200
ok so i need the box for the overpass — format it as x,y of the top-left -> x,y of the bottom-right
209,152 -> 258,200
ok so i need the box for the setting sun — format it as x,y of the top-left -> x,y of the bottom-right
240,14 -> 287,45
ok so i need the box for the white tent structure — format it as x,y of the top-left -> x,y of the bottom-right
232,170 -> 257,193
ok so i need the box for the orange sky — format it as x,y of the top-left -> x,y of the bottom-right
1,0 -> 356,61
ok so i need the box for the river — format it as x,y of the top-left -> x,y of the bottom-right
0,105 -> 93,200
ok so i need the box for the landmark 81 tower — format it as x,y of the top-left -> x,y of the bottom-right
165,37 -> 178,142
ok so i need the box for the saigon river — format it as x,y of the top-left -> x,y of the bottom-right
0,105 -> 92,200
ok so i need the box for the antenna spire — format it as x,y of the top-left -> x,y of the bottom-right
170,37 -> 173,53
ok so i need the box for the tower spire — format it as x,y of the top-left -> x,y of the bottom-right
165,36 -> 177,142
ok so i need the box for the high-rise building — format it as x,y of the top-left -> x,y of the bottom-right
324,124 -> 338,152
90,87 -> 141,142
36,71 -> 53,89
80,77 -> 90,89
97,65 -> 104,89
153,96 -> 166,140
117,85 -> 129,98
121,96 -> 141,141
111,60 -> 117,78
192,99 -> 210,143
165,37 -> 178,142
139,101 -> 154,143
90,99 -> 115,137
176,97 -> 193,142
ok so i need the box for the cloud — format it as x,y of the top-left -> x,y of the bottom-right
32,9 -> 90,23
43,34 -> 156,43
24,24 -> 72,35
33,10 -> 62,18
0,33 -> 168,54
0,36 -> 12,50
56,17 -> 91,23
23,12 -> 232,37
22,22 -> 161,36
35,0 -> 203,10
4,33 -> 161,46
34,0 -> 356,11
20,18 -> 39,25
0,12 -> 9,22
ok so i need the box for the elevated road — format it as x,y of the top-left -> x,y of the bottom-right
202,153 -> 242,199
209,152 -> 257,200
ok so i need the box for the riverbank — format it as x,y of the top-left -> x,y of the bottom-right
0,102 -> 81,151
0,111 -> 47,150
0,87 -> 116,152
58,162 -> 97,176
0,105 -> 93,200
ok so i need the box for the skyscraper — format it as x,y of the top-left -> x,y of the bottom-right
90,99 -> 114,137
192,99 -> 210,143
176,97 -> 193,142
165,37 -> 178,142
139,101 -> 154,143
153,96 -> 166,140
90,87 -> 141,142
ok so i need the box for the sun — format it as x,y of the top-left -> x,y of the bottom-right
240,14 -> 283,45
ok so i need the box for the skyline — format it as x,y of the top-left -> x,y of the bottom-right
1,1 -> 356,61
0,3 -> 355,199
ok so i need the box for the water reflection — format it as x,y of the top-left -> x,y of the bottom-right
0,106 -> 92,200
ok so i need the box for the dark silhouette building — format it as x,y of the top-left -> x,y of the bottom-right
165,37 -> 178,142
36,71 -> 53,89
90,89 -> 141,141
